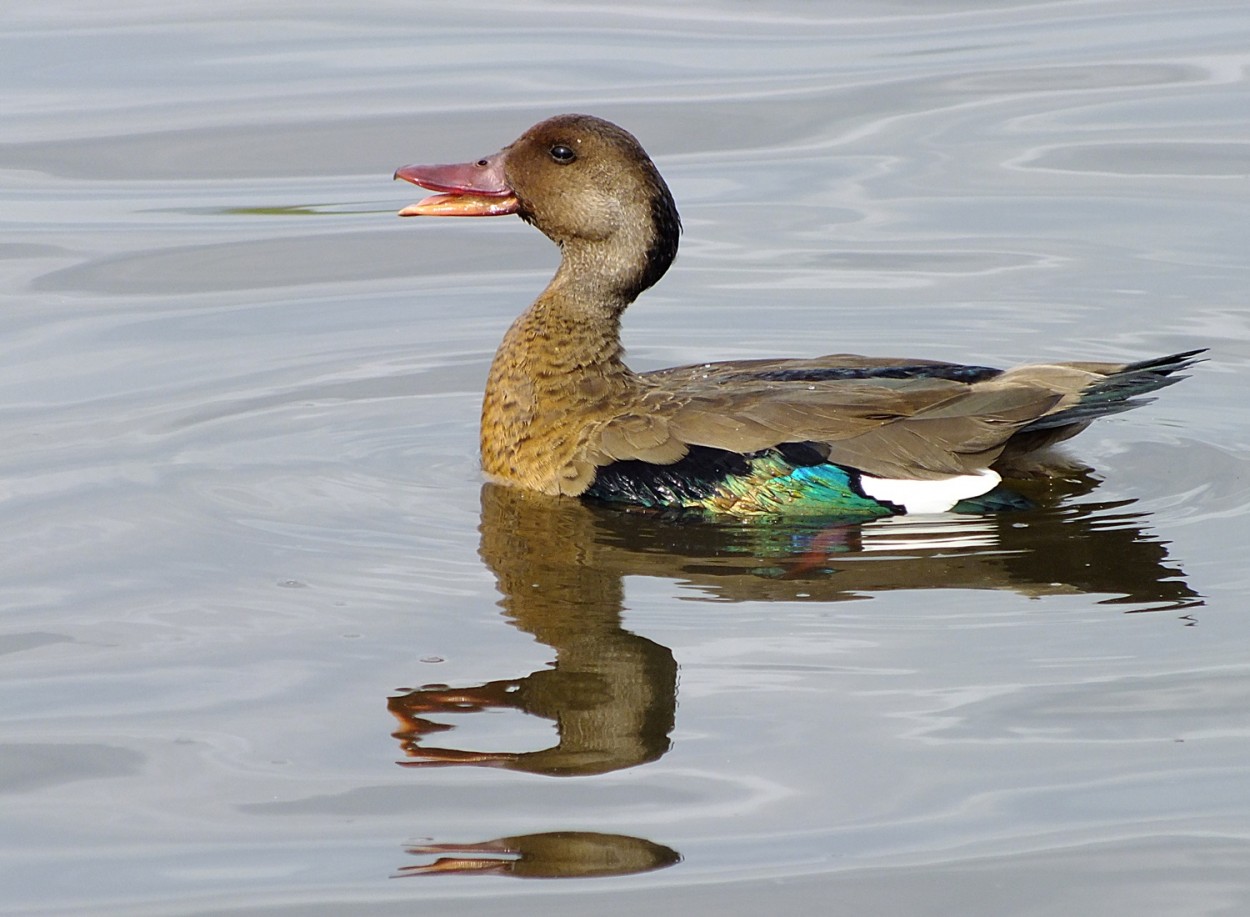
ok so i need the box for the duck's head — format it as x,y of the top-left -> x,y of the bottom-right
396,114 -> 681,300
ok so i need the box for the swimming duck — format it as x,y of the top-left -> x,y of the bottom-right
395,114 -> 1201,518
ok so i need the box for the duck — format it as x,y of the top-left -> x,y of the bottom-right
395,113 -> 1202,518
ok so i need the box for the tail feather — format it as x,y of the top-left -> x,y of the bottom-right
1022,348 -> 1205,433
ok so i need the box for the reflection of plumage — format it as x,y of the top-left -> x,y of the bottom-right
396,832 -> 681,879
388,484 -> 677,778
389,477 -> 1195,790
396,113 -> 1201,516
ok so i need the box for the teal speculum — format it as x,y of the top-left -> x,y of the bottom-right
583,443 -> 897,518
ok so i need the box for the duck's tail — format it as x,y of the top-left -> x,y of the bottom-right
1021,348 -> 1206,433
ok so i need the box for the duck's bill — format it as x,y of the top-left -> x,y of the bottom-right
397,192 -> 519,217
394,157 -> 519,217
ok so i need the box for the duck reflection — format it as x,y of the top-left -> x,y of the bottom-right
389,483 -> 678,777
391,471 -> 1197,777
538,470 -> 1200,609
394,831 -> 681,879
389,474 -> 1196,879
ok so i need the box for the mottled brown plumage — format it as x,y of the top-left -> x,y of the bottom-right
395,114 -> 1200,513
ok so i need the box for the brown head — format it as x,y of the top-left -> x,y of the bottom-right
396,114 -> 681,302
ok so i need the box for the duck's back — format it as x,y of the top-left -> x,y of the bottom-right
579,349 -> 1203,517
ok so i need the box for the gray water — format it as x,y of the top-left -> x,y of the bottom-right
3,1 -> 1250,914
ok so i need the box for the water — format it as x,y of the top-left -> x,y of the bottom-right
2,1 -> 1249,914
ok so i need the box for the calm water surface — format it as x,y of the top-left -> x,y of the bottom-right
3,1 -> 1249,914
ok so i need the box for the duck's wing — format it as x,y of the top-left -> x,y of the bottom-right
590,350 -> 1203,481
595,372 -> 1063,480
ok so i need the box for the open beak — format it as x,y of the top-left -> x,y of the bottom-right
394,151 -> 519,217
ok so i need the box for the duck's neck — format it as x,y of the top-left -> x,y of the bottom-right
480,171 -> 681,495
481,251 -> 640,495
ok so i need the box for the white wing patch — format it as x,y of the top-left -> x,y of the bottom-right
858,469 -> 1001,514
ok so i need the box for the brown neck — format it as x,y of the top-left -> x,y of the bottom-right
479,167 -> 680,495
480,263 -> 638,495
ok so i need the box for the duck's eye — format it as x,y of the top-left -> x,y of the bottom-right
549,143 -> 577,164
